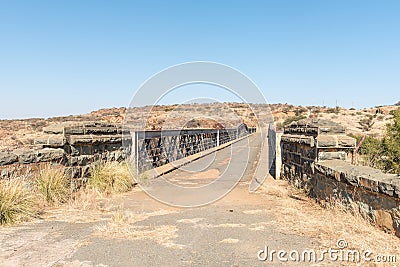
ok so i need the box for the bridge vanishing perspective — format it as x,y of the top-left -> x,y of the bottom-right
0,122 -> 256,183
127,123 -> 256,173
1,118 -> 400,266
0,118 -> 399,237
126,117 -> 400,238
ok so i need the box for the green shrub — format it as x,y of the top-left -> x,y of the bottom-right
354,108 -> 400,174
357,135 -> 383,169
380,109 -> 400,174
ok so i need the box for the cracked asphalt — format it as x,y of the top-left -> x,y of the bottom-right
0,134 -> 338,266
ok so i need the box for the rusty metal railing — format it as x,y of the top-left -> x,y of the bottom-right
130,124 -> 256,173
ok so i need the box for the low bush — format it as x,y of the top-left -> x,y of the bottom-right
326,107 -> 340,114
354,108 -> 400,174
282,115 -> 306,127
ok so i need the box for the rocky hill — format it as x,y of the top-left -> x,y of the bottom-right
0,103 -> 397,152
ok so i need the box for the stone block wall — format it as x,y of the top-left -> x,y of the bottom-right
0,122 -> 129,186
0,148 -> 66,180
280,118 -> 400,237
0,122 -> 255,186
281,119 -> 355,190
314,160 -> 400,237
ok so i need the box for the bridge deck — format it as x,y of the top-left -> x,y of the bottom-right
0,134 -> 399,266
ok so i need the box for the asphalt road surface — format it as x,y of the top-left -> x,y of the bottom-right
0,134 -> 326,267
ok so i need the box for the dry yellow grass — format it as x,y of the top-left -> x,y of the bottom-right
88,162 -> 135,195
0,178 -> 35,225
35,164 -> 70,205
94,208 -> 183,249
258,176 -> 400,261
38,163 -> 139,223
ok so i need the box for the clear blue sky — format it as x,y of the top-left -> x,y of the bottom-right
0,0 -> 399,119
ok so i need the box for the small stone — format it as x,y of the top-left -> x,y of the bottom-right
43,125 -> 64,134
337,136 -> 356,147
64,127 -> 85,135
0,152 -> 18,166
358,176 -> 379,192
316,136 -> 337,147
37,148 -> 65,163
375,210 -> 394,232
14,149 -> 37,164
318,151 -> 346,161
1,168 -> 9,178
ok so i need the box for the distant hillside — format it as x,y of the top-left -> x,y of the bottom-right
0,103 -> 397,152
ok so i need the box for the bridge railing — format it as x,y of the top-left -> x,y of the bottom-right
131,125 -> 256,173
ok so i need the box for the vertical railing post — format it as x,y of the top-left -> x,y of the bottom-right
131,131 -> 139,174
217,129 -> 220,147
135,131 -> 139,174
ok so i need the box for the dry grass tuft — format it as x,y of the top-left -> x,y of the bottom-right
258,176 -> 400,259
67,188 -> 105,211
0,178 -> 35,225
258,175 -> 290,198
95,209 -> 182,248
88,162 -> 135,195
35,165 -> 70,205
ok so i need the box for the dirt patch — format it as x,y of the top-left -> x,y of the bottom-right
187,169 -> 220,179
218,157 -> 231,166
219,238 -> 239,244
242,209 -> 264,215
177,218 -> 205,224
